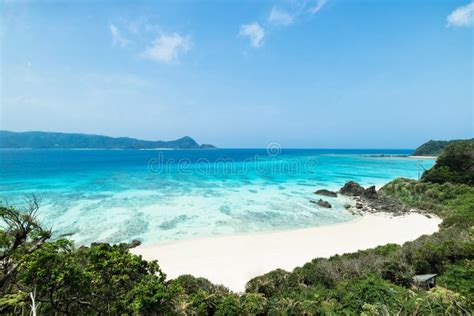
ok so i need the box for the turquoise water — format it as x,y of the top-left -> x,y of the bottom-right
0,149 -> 434,245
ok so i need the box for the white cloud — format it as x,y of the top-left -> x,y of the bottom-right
269,7 -> 294,26
239,22 -> 265,48
142,33 -> 190,63
309,0 -> 327,15
447,2 -> 474,27
109,24 -> 130,47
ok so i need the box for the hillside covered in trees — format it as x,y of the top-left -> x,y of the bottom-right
0,141 -> 473,314
412,138 -> 474,157
0,131 -> 215,149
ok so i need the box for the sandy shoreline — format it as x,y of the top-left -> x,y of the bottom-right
132,212 -> 441,292
409,155 -> 437,159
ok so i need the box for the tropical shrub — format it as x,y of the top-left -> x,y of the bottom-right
422,141 -> 474,185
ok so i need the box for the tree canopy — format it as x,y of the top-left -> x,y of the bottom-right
422,141 -> 474,185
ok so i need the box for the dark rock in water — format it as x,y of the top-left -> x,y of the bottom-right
314,189 -> 338,197
344,204 -> 351,209
339,181 -> 365,196
318,199 -> 332,208
355,202 -> 364,209
362,186 -> 378,200
311,199 -> 332,208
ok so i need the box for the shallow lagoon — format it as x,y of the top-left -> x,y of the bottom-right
0,149 -> 434,245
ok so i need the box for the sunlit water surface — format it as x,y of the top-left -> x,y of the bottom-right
0,149 -> 434,245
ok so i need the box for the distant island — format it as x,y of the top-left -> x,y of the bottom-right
0,130 -> 216,149
412,139 -> 473,157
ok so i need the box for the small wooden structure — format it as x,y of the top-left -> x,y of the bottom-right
413,274 -> 437,290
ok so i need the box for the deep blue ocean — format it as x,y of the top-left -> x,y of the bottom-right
0,149 -> 435,245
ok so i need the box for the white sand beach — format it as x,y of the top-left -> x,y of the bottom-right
132,212 -> 441,292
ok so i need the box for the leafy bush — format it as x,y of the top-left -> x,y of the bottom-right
380,255 -> 414,287
438,260 -> 474,301
402,229 -> 474,274
422,141 -> 474,185
246,269 -> 291,297
174,274 -> 228,295
333,275 -> 407,314
413,287 -> 472,315
19,241 -> 177,314
215,295 -> 242,316
185,289 -> 223,315
240,293 -> 268,315
381,178 -> 474,228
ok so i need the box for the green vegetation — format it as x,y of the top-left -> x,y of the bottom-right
412,138 -> 474,157
421,140 -> 474,185
1,142 -> 473,314
381,179 -> 474,228
0,130 -> 215,149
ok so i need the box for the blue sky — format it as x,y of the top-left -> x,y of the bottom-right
1,0 -> 473,148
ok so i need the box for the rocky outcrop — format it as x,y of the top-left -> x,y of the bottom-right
339,181 -> 365,196
314,189 -> 338,197
365,196 -> 412,215
310,199 -> 332,208
339,181 -> 417,216
362,186 -> 378,200
348,193 -> 414,216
